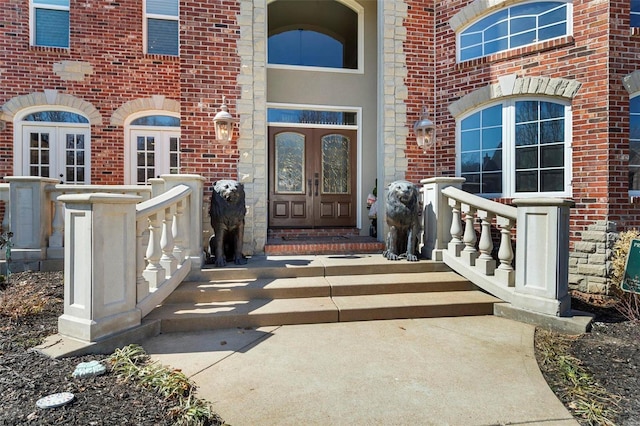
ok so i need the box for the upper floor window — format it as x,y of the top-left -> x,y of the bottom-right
268,0 -> 362,72
31,0 -> 70,48
629,96 -> 640,194
459,2 -> 570,62
632,0 -> 640,27
144,0 -> 179,56
458,99 -> 571,197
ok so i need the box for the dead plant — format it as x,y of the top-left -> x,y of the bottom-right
611,229 -> 640,322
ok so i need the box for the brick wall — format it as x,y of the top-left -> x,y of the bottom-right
403,1 -> 435,185
179,0 -> 241,189
0,0 -> 243,193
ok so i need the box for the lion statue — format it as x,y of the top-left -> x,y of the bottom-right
208,179 -> 247,267
383,180 -> 421,261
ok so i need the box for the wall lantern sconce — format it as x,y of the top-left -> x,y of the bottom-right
213,96 -> 235,142
413,106 -> 435,150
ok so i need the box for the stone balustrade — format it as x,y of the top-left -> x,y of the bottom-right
55,175 -> 204,341
0,175 -> 203,342
421,177 -> 574,318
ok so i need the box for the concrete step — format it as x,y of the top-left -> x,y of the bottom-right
146,255 -> 501,333
164,271 -> 473,304
191,256 -> 451,281
146,291 -> 500,333
334,291 -> 499,322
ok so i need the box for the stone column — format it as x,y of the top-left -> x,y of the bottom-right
57,193 -> 141,342
512,198 -> 575,317
420,177 -> 465,260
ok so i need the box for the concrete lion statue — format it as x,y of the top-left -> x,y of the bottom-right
383,180 -> 421,261
208,179 -> 247,267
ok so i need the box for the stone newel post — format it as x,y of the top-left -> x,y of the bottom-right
420,177 -> 465,260
512,198 -> 575,317
57,193 -> 141,342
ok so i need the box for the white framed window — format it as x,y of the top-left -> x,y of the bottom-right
633,0 -> 640,28
458,1 -> 571,62
31,0 -> 70,48
126,114 -> 180,185
457,98 -> 572,198
16,110 -> 91,184
144,0 -> 179,56
630,95 -> 640,195
267,0 -> 364,73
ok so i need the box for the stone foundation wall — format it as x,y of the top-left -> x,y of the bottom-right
568,221 -> 618,295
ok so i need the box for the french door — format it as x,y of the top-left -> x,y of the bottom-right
268,127 -> 357,228
23,125 -> 90,184
129,130 -> 180,184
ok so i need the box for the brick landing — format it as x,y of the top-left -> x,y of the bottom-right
264,235 -> 385,256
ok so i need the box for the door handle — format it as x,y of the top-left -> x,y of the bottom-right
314,177 -> 319,196
308,179 -> 312,196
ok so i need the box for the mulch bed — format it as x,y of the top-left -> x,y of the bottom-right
565,296 -> 639,425
0,272 -> 177,425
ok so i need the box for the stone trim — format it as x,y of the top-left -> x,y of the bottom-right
448,75 -> 582,119
53,60 -> 94,81
1,90 -> 102,125
449,0 -> 519,32
381,0 -> 409,184
568,220 -> 617,295
237,0 -> 268,255
110,95 -> 180,126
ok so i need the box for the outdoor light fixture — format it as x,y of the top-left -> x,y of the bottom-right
213,96 -> 235,142
413,106 -> 435,150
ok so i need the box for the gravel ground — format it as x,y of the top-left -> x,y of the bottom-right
1,271 -> 638,425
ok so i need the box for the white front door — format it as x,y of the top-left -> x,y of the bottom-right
22,125 -> 90,184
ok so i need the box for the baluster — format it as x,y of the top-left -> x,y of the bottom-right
476,210 -> 496,275
160,206 -> 177,275
495,216 -> 515,286
460,204 -> 478,265
143,213 -> 165,289
48,198 -> 65,258
447,198 -> 464,256
172,199 -> 186,263
136,220 -> 149,302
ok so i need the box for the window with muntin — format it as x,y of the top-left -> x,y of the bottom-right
459,99 -> 571,197
458,2 -> 570,62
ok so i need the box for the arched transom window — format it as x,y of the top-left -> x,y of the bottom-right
268,0 -> 362,71
458,2 -> 571,62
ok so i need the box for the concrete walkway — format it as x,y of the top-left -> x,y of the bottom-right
141,315 -> 578,426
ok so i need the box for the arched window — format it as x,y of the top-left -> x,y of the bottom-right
268,0 -> 362,71
458,2 -> 570,62
126,114 -> 180,185
458,99 -> 571,197
17,109 -> 91,184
